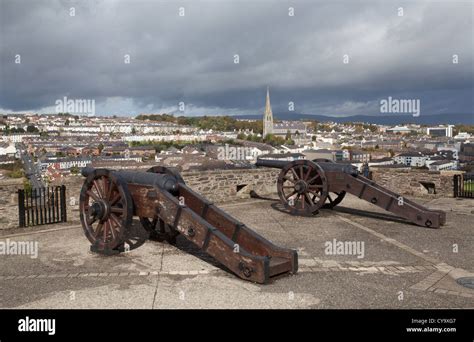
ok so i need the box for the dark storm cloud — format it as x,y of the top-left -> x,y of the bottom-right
0,0 -> 472,116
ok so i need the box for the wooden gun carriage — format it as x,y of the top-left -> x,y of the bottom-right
79,166 -> 297,283
256,158 -> 446,228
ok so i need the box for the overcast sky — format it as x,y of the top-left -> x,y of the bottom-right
0,0 -> 472,117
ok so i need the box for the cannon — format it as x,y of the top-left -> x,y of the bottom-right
256,158 -> 446,228
78,166 -> 297,283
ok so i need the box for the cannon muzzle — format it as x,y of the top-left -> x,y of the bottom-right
255,158 -> 289,169
82,167 -> 179,193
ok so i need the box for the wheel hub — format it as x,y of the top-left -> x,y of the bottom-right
90,201 -> 109,221
294,180 -> 308,194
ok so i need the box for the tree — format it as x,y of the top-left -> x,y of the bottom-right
70,166 -> 80,175
23,179 -> 32,195
98,143 -> 104,154
26,125 -> 39,133
65,119 -> 70,126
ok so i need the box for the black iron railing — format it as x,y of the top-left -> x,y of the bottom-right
454,174 -> 474,198
18,185 -> 67,227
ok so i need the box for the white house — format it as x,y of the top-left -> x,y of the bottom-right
428,160 -> 458,171
394,152 -> 427,167
0,142 -> 17,157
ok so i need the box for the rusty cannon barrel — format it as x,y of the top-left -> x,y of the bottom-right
78,165 -> 298,284
81,167 -> 179,193
256,158 -> 357,176
255,158 -> 289,169
254,158 -> 446,228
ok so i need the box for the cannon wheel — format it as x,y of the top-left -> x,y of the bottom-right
79,169 -> 133,253
139,166 -> 184,243
312,158 -> 346,209
277,160 -> 328,216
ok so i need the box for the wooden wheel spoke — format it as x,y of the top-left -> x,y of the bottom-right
282,176 -> 295,184
105,178 -> 113,200
309,189 -> 321,197
285,190 -> 296,200
307,174 -> 320,184
304,192 -> 313,205
299,166 -> 304,180
282,185 -> 294,189
111,206 -> 125,215
290,168 -> 299,180
110,192 -> 121,206
303,166 -> 312,181
87,190 -> 100,202
309,184 -> 323,189
93,180 -> 104,198
94,222 -> 104,238
110,213 -> 122,229
102,177 -> 108,201
327,195 -> 333,203
108,220 -> 116,240
103,220 -> 108,241
87,215 -> 97,225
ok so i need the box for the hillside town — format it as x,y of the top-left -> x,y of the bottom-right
0,108 -> 472,187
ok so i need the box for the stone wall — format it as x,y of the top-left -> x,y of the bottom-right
0,178 -> 23,229
182,169 -> 280,203
0,167 -> 464,229
371,168 -> 462,198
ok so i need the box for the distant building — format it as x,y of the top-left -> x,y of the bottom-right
262,88 -> 306,138
263,87 -> 273,137
258,153 -> 305,162
386,126 -> 413,135
350,150 -> 371,162
0,142 -> 17,157
427,125 -> 454,138
428,160 -> 458,171
272,121 -> 306,137
368,157 -> 394,167
454,132 -> 471,140
459,143 -> 474,162
394,151 -> 427,167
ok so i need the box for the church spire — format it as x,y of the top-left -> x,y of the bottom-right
263,87 -> 273,137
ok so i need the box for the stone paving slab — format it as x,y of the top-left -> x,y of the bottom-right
0,196 -> 473,309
